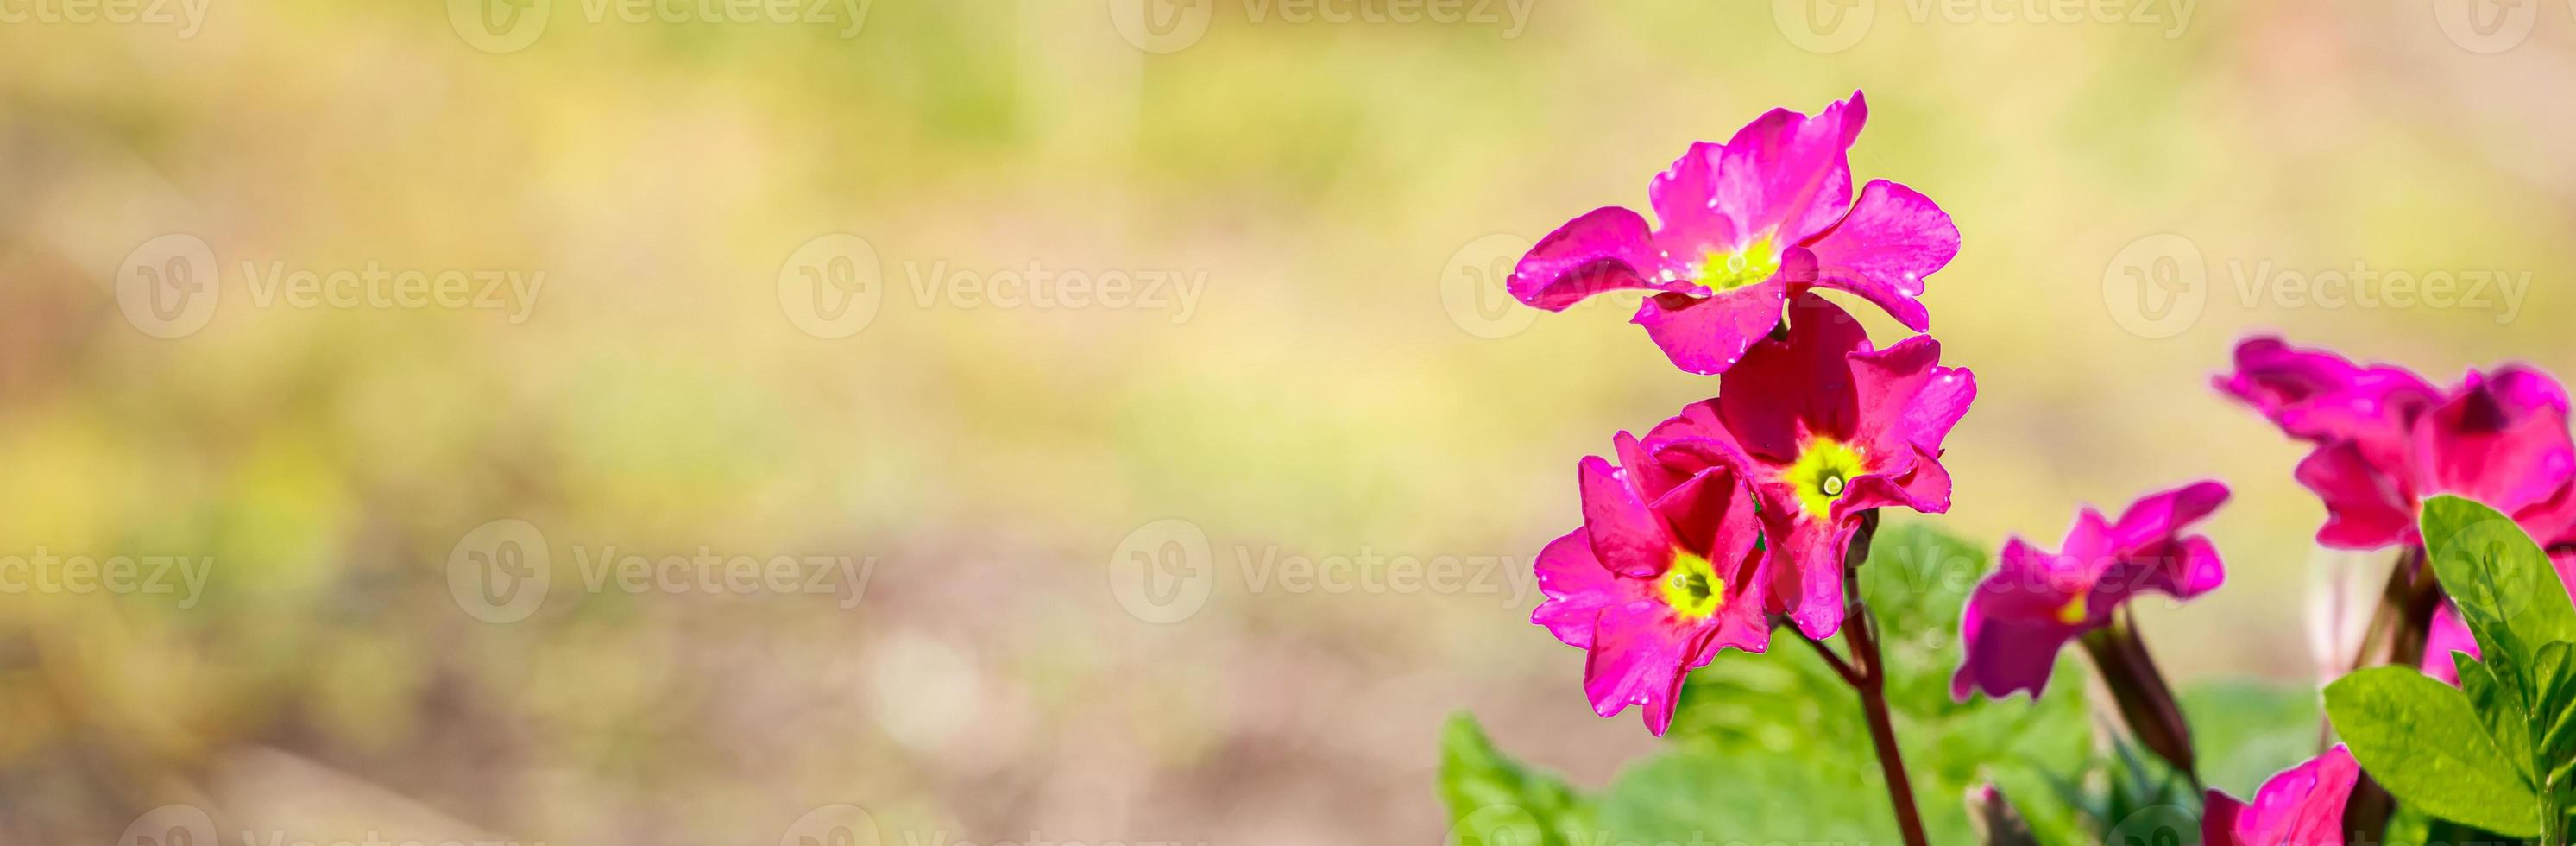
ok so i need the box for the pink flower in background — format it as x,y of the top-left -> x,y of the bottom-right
1531,432 -> 1775,735
2420,551 -> 2576,685
1949,482 -> 2229,700
1643,294 -> 1973,638
2216,337 -> 2576,549
1507,92 -> 1961,375
2201,746 -> 2361,846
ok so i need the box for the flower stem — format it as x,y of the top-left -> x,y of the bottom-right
1828,512 -> 1929,846
2079,609 -> 2201,791
1846,597 -> 1930,846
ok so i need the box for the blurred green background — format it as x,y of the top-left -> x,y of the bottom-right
3,1 -> 2573,843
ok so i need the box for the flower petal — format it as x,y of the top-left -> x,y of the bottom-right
2416,366 -> 2576,515
1766,509 -> 1855,639
2107,480 -> 2231,552
1952,539 -> 2089,700
1713,92 -> 1866,246
1798,179 -> 1956,331
1581,454 -> 1673,578
1530,528 -> 1623,649
2420,600 -> 2478,686
1716,293 -> 1871,459
1630,276 -> 1788,376
2296,441 -> 2416,550
1646,142 -> 1741,259
1582,600 -> 1716,736
1508,206 -> 1679,311
2203,747 -> 2359,846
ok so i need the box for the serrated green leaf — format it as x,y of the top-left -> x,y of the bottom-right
2458,653 -> 2537,785
2421,496 -> 2576,681
2325,665 -> 2542,837
1437,712 -> 1597,846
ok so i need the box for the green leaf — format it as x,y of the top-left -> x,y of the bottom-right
2458,653 -> 2538,786
2421,496 -> 2576,679
2535,642 -> 2576,820
1437,712 -> 1597,846
2325,665 -> 2543,837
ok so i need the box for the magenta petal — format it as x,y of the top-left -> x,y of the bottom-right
2215,337 -> 2365,416
2416,369 -> 2576,514
1893,447 -> 1954,513
1630,277 -> 1788,376
1650,464 -> 1762,565
2107,481 -> 2231,552
1949,606 -> 2082,702
1713,92 -> 1866,246
2204,747 -> 2359,846
1899,363 -> 1976,454
1773,515 -> 1855,639
1798,180 -> 1956,331
2216,336 -> 2437,448
1580,455 -> 1673,578
1647,142 -> 1741,258
1847,335 -> 1941,454
1717,294 -> 1871,458
1508,206 -> 1678,311
2201,792 -> 2248,846
2420,600 -> 2479,686
1582,600 -> 1710,736
1530,528 -> 1620,649
2296,441 -> 2416,550
1951,539 -> 2086,700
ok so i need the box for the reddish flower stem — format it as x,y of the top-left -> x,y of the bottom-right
1844,597 -> 1930,846
1803,513 -> 1929,846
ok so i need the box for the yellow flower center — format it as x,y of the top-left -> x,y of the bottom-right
1784,437 -> 1867,521
1659,550 -> 1725,621
2055,590 -> 2091,625
1696,234 -> 1780,294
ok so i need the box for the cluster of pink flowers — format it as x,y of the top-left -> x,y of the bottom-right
1518,92 -> 1973,734
1503,92 -> 2576,843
